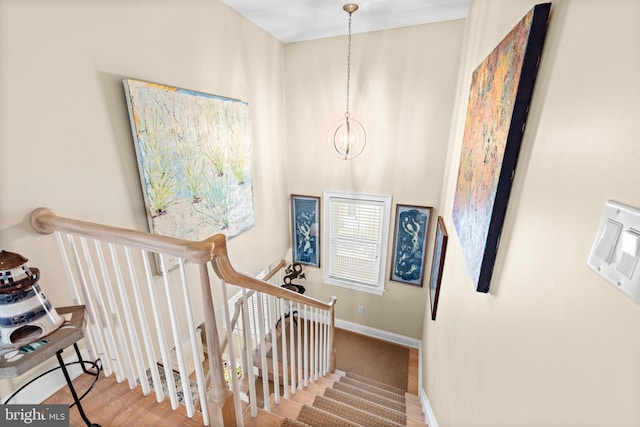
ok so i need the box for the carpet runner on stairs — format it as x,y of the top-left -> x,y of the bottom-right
331,381 -> 407,413
256,369 -> 427,427
344,371 -> 408,395
296,405 -> 362,427
338,376 -> 407,402
281,418 -> 312,427
322,387 -> 408,425
311,394 -> 405,427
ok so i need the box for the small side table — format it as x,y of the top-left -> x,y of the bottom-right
0,305 -> 100,427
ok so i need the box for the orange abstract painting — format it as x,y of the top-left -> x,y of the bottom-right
452,3 -> 551,292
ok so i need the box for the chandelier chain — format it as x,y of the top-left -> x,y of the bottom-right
345,11 -> 353,119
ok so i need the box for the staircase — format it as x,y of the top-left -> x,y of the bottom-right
242,312 -> 427,426
45,359 -> 426,427
243,370 -> 427,427
29,208 -> 425,426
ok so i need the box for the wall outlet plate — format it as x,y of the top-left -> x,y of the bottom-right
588,200 -> 640,304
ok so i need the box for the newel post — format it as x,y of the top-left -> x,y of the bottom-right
199,263 -> 237,426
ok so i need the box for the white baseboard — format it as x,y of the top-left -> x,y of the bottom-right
335,318 -> 421,349
420,387 -> 439,427
2,346 -> 92,405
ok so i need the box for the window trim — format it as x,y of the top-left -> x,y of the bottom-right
322,190 -> 392,295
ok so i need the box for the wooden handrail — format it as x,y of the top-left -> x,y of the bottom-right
209,236 -> 337,311
230,259 -> 288,322
30,207 -> 215,263
219,259 -> 287,353
30,208 -> 337,310
263,260 -> 288,282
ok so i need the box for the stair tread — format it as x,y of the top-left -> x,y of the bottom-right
345,371 -> 407,395
299,379 -> 426,423
338,376 -> 406,402
249,369 -> 428,427
312,394 -> 405,427
281,417 -> 312,427
272,391 -> 404,427
332,381 -> 407,413
297,404 -> 362,427
322,387 -> 408,425
338,375 -> 424,416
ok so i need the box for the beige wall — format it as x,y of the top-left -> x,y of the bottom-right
284,21 -> 465,339
5,0 -> 637,424
0,0 -> 289,395
424,0 -> 640,426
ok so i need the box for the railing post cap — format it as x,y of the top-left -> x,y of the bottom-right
30,207 -> 56,234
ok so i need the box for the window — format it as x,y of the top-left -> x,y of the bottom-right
322,191 -> 392,295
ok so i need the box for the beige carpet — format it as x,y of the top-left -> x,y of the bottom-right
303,376 -> 409,426
312,394 -> 404,427
334,328 -> 409,391
296,405 -> 360,427
323,387 -> 407,425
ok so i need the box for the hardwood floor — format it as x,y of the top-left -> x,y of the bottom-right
42,371 -> 204,427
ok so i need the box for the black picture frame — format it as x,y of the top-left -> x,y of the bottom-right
429,216 -> 448,320
390,204 -> 433,286
291,195 -> 320,267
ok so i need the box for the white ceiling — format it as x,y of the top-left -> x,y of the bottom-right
221,0 -> 471,43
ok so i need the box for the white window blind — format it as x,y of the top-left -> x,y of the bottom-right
323,191 -> 392,294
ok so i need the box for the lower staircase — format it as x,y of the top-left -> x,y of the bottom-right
244,370 -> 427,427
29,209 -> 424,427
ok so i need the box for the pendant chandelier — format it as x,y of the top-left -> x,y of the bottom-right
328,3 -> 366,160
